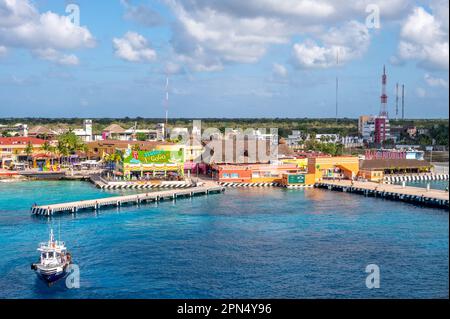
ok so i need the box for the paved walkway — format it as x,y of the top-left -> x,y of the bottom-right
31,184 -> 225,216
319,180 -> 449,201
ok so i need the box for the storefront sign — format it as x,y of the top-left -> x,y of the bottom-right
123,149 -> 184,165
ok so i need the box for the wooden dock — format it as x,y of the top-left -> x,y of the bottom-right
31,185 -> 225,216
316,180 -> 449,209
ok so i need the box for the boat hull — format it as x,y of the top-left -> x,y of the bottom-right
37,270 -> 68,284
32,264 -> 69,284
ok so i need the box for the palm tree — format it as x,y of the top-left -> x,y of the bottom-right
25,142 -> 33,157
131,144 -> 141,151
57,143 -> 69,165
104,152 -> 122,170
42,141 -> 51,154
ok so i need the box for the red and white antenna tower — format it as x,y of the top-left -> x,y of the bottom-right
380,65 -> 388,117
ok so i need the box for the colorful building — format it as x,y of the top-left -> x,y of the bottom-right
119,148 -> 185,179
87,140 -> 173,159
374,116 -> 390,144
307,156 -> 360,181
359,159 -> 432,176
0,137 -> 46,169
279,157 -> 308,171
213,163 -> 301,185
358,169 -> 384,182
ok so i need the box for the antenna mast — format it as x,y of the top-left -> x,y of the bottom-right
380,65 -> 388,117
335,50 -> 339,122
165,75 -> 169,130
401,84 -> 405,120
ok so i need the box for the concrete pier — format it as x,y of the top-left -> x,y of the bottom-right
316,180 -> 449,209
31,185 -> 225,216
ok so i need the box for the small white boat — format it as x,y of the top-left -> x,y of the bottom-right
31,229 -> 72,285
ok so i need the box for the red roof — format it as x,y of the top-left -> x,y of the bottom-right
0,137 -> 46,146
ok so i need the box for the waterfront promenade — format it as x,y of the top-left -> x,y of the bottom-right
31,184 -> 225,216
316,180 -> 449,209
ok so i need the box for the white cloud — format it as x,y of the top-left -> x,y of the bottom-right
389,55 -> 405,66
0,0 -> 95,64
0,0 -> 36,28
292,21 -> 370,68
424,73 -> 449,88
32,48 -> 79,66
398,5 -> 449,70
165,0 -> 410,72
0,45 -> 7,56
272,63 -> 288,77
120,0 -> 163,27
113,32 -> 157,62
165,61 -> 184,75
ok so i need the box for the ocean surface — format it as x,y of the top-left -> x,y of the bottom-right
0,181 -> 448,299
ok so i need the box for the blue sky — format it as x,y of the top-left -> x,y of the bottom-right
0,0 -> 448,118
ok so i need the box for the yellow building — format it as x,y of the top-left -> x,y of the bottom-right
0,137 -> 46,168
280,158 -> 308,171
358,169 -> 384,182
308,156 -> 360,182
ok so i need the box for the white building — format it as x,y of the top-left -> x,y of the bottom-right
73,119 -> 93,142
170,127 -> 189,140
156,123 -> 165,141
252,129 -> 278,145
286,130 -> 308,147
362,118 -> 376,143
0,123 -> 28,137
341,136 -> 364,148
123,127 -> 158,141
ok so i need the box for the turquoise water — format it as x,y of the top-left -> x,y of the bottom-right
0,181 -> 448,299
397,180 -> 449,191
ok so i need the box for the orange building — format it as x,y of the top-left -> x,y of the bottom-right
214,163 -> 301,185
308,156 -> 360,182
358,169 -> 384,182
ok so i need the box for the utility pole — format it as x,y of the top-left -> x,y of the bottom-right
335,50 -> 339,123
401,84 -> 405,120
164,74 -> 169,140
